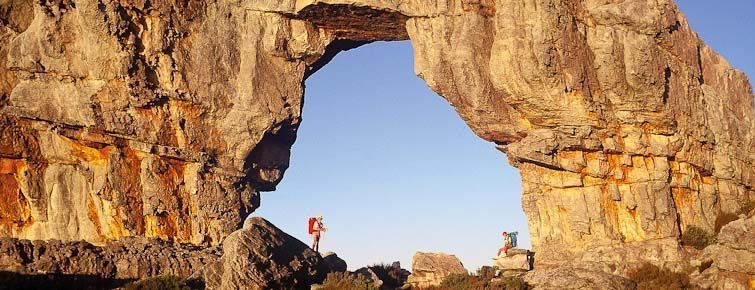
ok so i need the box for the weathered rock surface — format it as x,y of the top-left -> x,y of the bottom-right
524,267 -> 635,290
1,0 -> 754,285
322,251 -> 347,273
691,213 -> 755,290
495,249 -> 531,271
406,252 -> 467,288
203,217 -> 326,290
0,236 -> 219,288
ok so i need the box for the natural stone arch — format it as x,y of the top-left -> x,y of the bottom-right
0,0 -> 752,273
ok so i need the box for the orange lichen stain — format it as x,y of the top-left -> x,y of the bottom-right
68,138 -> 112,164
144,215 -> 167,240
0,173 -> 32,232
86,194 -> 105,239
0,159 -> 26,175
617,206 -> 644,242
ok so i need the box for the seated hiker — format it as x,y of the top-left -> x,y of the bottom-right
497,231 -> 513,257
308,215 -> 327,252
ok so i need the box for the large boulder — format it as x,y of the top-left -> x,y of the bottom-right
203,217 -> 326,290
322,251 -> 347,273
691,213 -> 755,290
495,249 -> 532,271
406,252 -> 467,288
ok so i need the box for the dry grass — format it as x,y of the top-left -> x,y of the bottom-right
422,271 -> 528,290
321,272 -> 377,290
627,263 -> 693,290
123,275 -> 194,290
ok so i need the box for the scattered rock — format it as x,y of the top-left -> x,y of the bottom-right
406,252 -> 467,288
322,251 -> 347,273
203,217 -> 326,290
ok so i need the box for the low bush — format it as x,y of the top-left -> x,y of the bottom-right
123,275 -> 192,290
681,225 -> 713,250
439,273 -> 473,289
627,263 -> 692,290
475,266 -> 497,280
367,263 -> 404,288
321,272 -> 377,290
424,272 -> 528,290
714,212 -> 739,233
495,276 -> 529,290
740,200 -> 755,215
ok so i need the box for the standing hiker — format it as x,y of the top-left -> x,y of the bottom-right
308,215 -> 327,252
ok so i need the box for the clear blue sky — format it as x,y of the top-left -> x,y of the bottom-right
253,2 -> 754,271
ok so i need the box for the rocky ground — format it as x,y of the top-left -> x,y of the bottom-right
3,212 -> 753,289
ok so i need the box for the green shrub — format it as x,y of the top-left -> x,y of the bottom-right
123,275 -> 192,290
321,272 -> 377,290
627,263 -> 692,290
681,225 -> 713,250
740,200 -> 755,215
714,212 -> 739,233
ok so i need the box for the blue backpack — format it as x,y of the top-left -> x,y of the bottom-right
510,232 -> 518,247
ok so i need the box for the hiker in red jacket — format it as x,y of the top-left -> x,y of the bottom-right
309,215 -> 327,252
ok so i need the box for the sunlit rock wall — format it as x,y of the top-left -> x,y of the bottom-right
1,0 -> 753,271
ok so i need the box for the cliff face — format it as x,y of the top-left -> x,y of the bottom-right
1,0 -> 753,269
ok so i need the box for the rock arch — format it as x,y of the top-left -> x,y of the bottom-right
0,0 -> 753,270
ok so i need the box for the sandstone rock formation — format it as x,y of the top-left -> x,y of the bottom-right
203,217 -> 326,290
322,251 -> 347,273
406,252 -> 467,288
1,0 -> 754,283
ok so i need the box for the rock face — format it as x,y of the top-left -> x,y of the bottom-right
495,249 -> 532,271
691,213 -> 755,290
0,236 -> 219,288
203,217 -> 326,290
406,252 -> 467,288
1,0 -> 754,278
